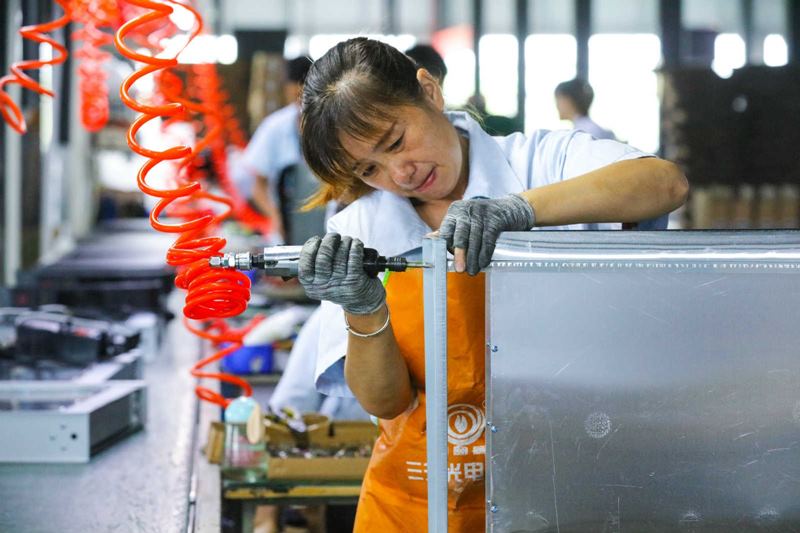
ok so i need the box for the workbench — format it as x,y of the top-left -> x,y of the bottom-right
206,362 -> 362,533
0,302 -> 201,533
221,479 -> 361,533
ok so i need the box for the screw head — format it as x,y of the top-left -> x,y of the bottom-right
491,345 -> 498,353
490,424 -> 498,433
490,505 -> 498,513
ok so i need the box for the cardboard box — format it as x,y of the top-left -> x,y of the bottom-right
265,456 -> 371,481
263,417 -> 378,481
263,413 -> 330,447
205,421 -> 225,465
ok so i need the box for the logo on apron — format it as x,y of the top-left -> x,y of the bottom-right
448,403 -> 485,447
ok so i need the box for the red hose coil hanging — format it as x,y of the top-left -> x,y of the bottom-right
116,1 -> 180,48
0,0 -> 71,134
114,0 -> 255,407
70,0 -> 118,132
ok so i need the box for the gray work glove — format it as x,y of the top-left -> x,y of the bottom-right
298,233 -> 386,315
438,194 -> 536,276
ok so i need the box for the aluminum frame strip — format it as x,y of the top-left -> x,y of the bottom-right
423,236 -> 448,532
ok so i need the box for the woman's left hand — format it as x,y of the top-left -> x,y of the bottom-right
438,194 -> 535,275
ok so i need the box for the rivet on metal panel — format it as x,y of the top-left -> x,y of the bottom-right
490,504 -> 499,513
490,345 -> 498,353
488,423 -> 498,433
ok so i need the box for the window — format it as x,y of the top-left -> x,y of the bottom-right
435,24 -> 476,107
712,33 -> 746,78
763,34 -> 788,67
169,35 -> 238,65
588,34 -> 660,153
479,34 -> 518,116
442,47 -> 475,107
524,34 -> 576,132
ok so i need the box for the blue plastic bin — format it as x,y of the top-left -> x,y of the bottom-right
221,343 -> 274,374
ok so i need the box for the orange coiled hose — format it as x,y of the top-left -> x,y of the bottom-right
70,0 -> 118,132
184,315 -> 265,406
114,0 -> 254,407
0,0 -> 71,134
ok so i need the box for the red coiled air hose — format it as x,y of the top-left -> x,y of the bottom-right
0,0 -> 71,134
115,0 -> 256,407
71,0 -> 118,132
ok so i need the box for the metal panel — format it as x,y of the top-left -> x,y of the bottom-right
487,231 -> 800,532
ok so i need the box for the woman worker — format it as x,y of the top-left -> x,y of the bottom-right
296,38 -> 688,531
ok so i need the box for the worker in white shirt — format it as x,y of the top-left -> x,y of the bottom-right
268,307 -> 369,421
555,77 -> 616,140
242,56 -> 314,243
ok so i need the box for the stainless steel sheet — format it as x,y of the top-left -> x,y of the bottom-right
486,231 -> 800,532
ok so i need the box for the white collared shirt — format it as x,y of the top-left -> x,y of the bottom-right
573,115 -> 616,140
241,103 -> 303,204
315,111 -> 651,397
269,307 -> 370,420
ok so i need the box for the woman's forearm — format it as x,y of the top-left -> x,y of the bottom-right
344,304 -> 414,419
520,158 -> 689,227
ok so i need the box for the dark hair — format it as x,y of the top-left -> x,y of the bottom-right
405,44 -> 447,84
286,56 -> 313,84
300,38 -> 426,207
555,78 -> 594,116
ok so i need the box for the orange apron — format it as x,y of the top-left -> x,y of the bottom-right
354,271 -> 487,532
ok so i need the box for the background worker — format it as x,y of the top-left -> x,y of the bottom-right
404,44 -> 447,86
269,307 -> 369,421
242,56 -> 315,243
555,77 -> 616,140
295,38 -> 688,531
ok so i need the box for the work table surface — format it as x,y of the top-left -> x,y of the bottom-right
0,316 -> 202,533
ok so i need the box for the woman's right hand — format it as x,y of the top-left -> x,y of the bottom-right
298,233 -> 386,315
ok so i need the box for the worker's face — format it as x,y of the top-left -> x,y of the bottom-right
339,70 -> 467,204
